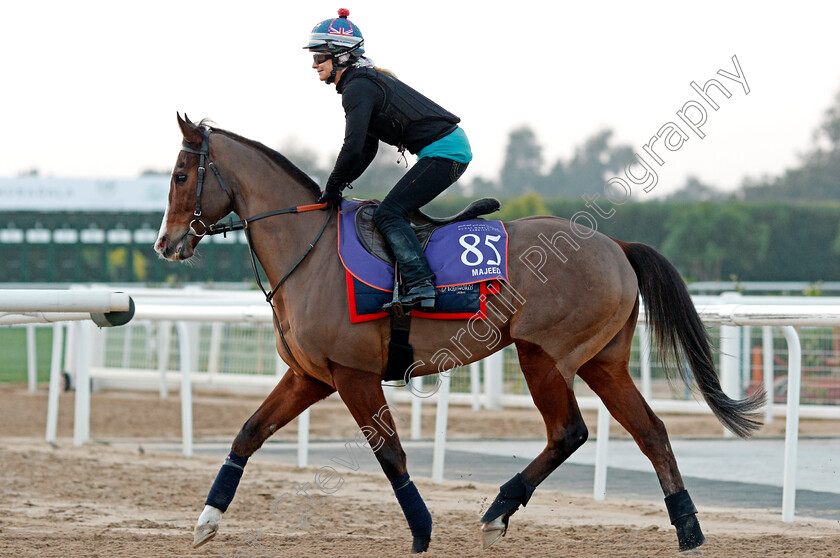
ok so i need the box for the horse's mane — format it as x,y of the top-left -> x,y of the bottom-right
197,119 -> 322,198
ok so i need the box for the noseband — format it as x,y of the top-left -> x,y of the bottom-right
177,128 -> 331,371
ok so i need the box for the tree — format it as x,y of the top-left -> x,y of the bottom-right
463,175 -> 500,197
547,129 -> 634,199
500,126 -> 544,196
661,203 -> 769,280
665,176 -> 729,202
815,89 -> 840,151
741,89 -> 840,201
498,126 -> 636,199
498,193 -> 549,221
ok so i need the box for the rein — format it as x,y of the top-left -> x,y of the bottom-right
181,129 -> 331,370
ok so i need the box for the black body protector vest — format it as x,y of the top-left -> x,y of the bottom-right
345,67 -> 461,154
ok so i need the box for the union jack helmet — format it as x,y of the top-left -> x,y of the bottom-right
303,8 -> 365,56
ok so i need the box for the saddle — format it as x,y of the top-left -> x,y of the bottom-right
353,197 -> 501,266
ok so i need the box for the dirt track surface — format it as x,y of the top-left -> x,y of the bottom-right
1,385 -> 838,557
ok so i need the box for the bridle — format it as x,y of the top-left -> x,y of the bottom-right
180,129 -> 235,237
179,128 -> 332,370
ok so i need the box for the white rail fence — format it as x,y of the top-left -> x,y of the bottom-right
10,288 -> 840,523
0,289 -> 135,445
1,289 -> 136,391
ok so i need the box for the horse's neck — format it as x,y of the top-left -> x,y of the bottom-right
218,138 -> 329,295
225,151 -> 318,220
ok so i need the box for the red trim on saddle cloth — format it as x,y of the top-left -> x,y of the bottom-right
345,270 -> 495,324
346,270 -> 389,323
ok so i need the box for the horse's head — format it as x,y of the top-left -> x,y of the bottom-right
154,113 -> 235,261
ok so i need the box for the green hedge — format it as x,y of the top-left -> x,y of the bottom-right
3,199 -> 839,283
423,197 -> 840,281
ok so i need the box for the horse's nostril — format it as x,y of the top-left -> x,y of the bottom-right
155,237 -> 167,253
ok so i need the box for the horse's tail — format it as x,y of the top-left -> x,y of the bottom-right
617,240 -> 764,438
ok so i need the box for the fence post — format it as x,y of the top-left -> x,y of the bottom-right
720,293 -> 742,438
780,326 -> 802,523
719,324 -> 740,438
593,398 -> 610,501
484,350 -> 503,410
208,322 -> 223,383
157,321 -> 171,399
26,324 -> 37,392
741,325 -> 752,393
45,323 -> 64,443
470,361 -> 481,411
64,320 -> 76,387
73,321 -> 92,446
176,321 -> 193,458
762,326 -> 774,424
297,408 -> 310,468
188,322 -> 201,376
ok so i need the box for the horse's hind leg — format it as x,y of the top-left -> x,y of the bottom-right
331,366 -> 431,554
480,340 -> 589,548
193,369 -> 335,548
578,346 -> 707,553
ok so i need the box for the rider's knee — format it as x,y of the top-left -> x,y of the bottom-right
373,199 -> 408,228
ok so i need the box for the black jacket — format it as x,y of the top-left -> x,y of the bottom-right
325,66 -> 460,192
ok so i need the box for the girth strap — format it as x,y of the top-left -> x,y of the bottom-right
384,310 -> 415,382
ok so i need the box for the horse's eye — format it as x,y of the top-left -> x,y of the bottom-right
174,174 -> 188,184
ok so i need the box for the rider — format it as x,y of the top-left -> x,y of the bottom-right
306,8 -> 472,312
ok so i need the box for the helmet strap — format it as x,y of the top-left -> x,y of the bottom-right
326,62 -> 338,85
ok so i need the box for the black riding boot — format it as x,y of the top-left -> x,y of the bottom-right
380,223 -> 436,312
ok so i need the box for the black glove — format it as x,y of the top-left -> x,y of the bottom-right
316,188 -> 342,209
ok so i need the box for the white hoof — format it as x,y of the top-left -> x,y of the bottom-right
480,516 -> 507,549
193,505 -> 222,548
193,523 -> 218,548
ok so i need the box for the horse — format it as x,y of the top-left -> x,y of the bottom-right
155,113 -> 764,554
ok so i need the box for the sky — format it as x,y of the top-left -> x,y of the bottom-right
3,1 -> 840,198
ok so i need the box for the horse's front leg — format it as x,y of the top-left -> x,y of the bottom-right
193,369 -> 335,548
332,366 -> 431,554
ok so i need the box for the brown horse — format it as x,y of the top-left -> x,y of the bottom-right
155,114 -> 763,554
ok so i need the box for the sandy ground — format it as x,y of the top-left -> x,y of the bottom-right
1,385 -> 839,557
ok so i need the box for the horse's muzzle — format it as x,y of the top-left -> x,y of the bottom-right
155,230 -> 196,261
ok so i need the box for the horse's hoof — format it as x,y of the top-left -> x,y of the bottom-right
411,535 -> 430,553
480,515 -> 508,549
192,523 -> 218,548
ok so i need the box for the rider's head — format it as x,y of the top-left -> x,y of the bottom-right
304,8 -> 365,85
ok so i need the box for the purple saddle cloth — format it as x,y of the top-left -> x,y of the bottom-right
338,200 -> 509,292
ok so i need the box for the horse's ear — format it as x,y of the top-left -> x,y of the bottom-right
177,112 -> 203,145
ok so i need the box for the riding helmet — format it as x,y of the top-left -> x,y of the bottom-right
303,8 -> 365,57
